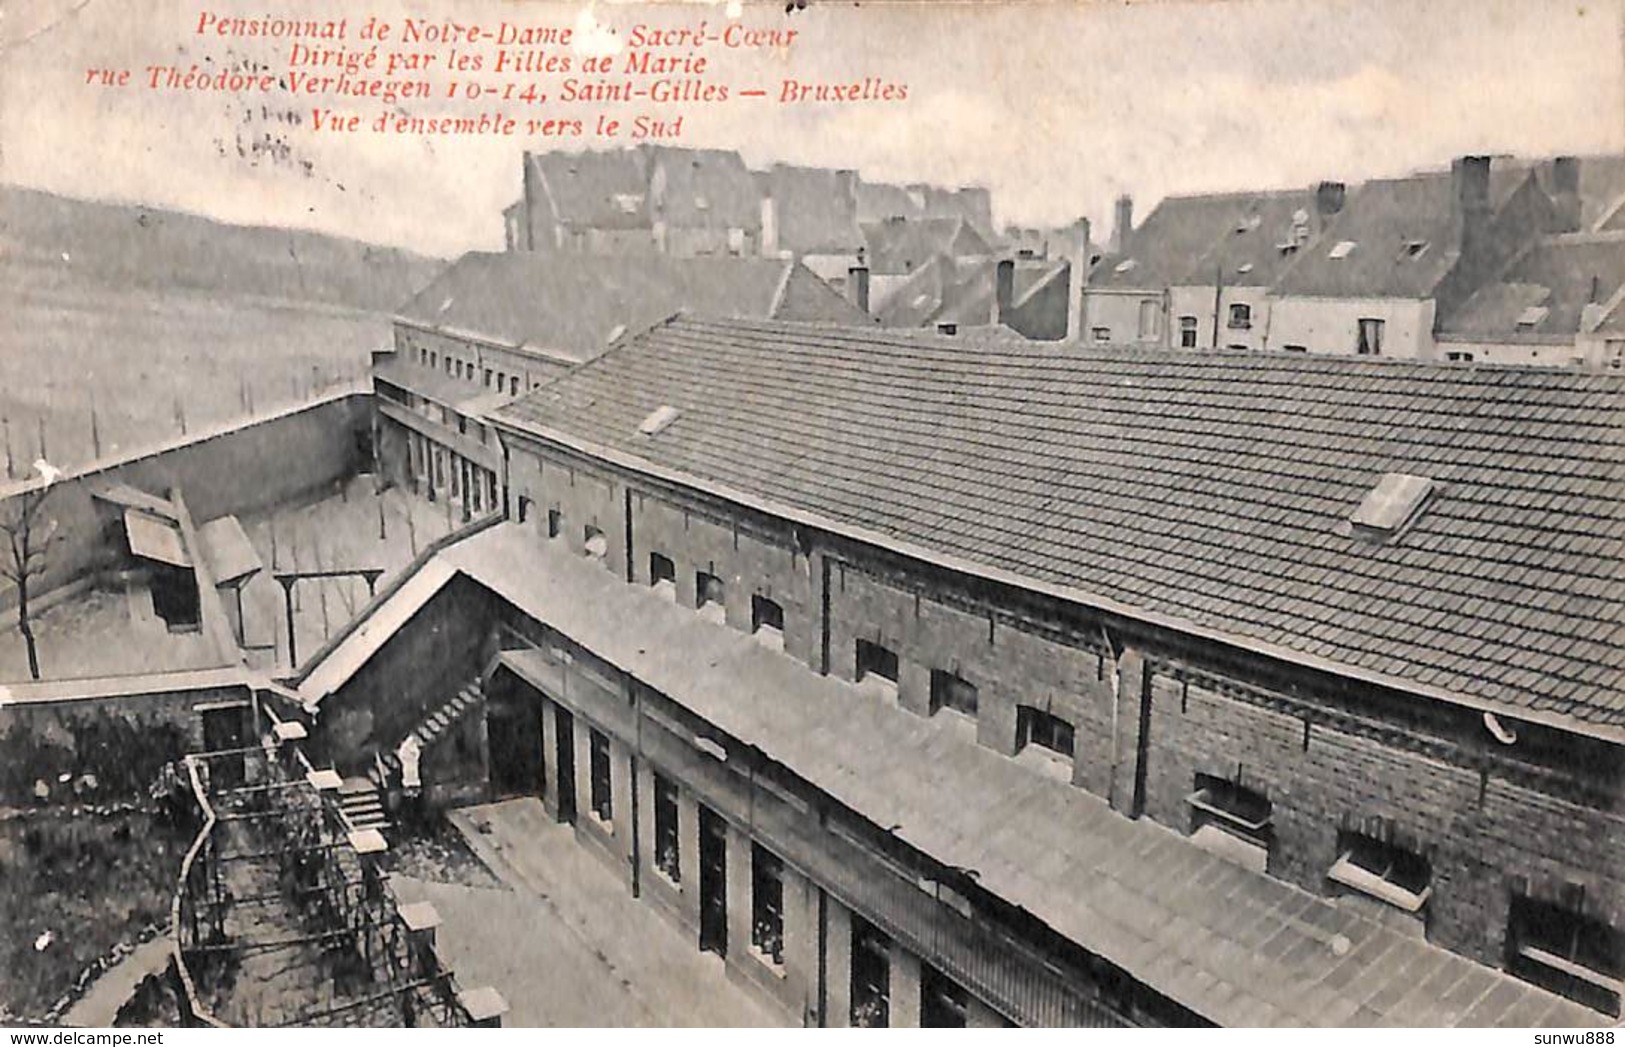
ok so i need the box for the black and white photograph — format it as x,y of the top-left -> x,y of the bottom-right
0,0 -> 1621,1031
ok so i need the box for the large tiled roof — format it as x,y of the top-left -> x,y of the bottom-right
1441,233 -> 1625,341
1089,192 -> 1273,290
1184,190 -> 1329,288
492,315 -> 1625,735
1268,175 -> 1468,298
394,252 -> 855,360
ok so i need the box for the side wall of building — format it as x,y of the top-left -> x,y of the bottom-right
1265,296 -> 1436,358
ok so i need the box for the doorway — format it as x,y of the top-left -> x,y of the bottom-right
488,681 -> 544,799
201,705 -> 246,789
698,804 -> 728,957
553,705 -> 576,824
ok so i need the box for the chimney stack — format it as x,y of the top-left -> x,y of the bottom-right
520,151 -> 540,252
992,258 -> 1016,327
848,253 -> 871,315
1111,195 -> 1134,255
760,194 -> 780,258
1451,155 -> 1493,254
1314,181 -> 1346,225
1066,217 -> 1091,343
1550,156 -> 1581,233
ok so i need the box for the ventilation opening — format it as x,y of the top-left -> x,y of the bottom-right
639,404 -> 681,436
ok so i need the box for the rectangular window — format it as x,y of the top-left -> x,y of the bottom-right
1137,299 -> 1160,340
1356,317 -> 1385,356
750,843 -> 785,966
583,524 -> 608,560
1328,830 -> 1431,913
1509,895 -> 1624,1015
430,351 -> 438,368
1228,303 -> 1252,330
1091,326 -> 1111,343
649,552 -> 677,600
510,375 -> 521,396
855,639 -> 899,695
851,916 -> 892,1027
1016,705 -> 1074,759
496,371 -> 506,391
695,570 -> 726,624
653,773 -> 680,883
445,356 -> 453,375
1445,351 -> 1474,362
1188,772 -> 1272,871
728,227 -> 747,255
547,508 -> 563,539
588,729 -> 612,824
1283,345 -> 1308,353
751,595 -> 785,650
929,669 -> 978,718
484,368 -> 493,388
921,966 -> 970,1028
1179,315 -> 1198,348
517,496 -> 532,524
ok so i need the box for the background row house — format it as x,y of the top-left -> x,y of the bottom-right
318,313 -> 1623,1027
1085,154 -> 1625,367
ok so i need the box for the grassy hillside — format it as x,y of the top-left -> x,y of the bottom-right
0,185 -> 444,313
0,187 -> 450,475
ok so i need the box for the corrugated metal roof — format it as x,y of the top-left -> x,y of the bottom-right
446,525 -> 1603,1029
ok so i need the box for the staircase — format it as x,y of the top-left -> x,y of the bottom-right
337,776 -> 389,832
366,679 -> 486,798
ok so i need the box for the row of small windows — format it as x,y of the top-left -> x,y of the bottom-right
520,489 -> 1620,1015
1102,312 -> 1385,354
1186,770 -> 1622,1014
414,345 -> 524,396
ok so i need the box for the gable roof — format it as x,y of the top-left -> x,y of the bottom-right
1441,233 -> 1625,341
862,216 -> 991,275
491,315 -> 1625,737
873,254 -> 997,328
1270,175 -> 1466,298
1089,192 -> 1271,290
394,252 -> 854,361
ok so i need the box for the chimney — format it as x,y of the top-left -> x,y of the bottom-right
848,255 -> 871,315
1314,181 -> 1346,225
520,151 -> 540,252
992,258 -> 1016,326
1066,217 -> 1091,343
760,194 -> 779,258
1550,156 -> 1581,232
1111,195 -> 1134,255
1451,155 -> 1493,255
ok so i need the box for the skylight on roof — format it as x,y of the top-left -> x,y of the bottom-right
1113,259 -> 1137,273
1517,305 -> 1550,328
1400,240 -> 1430,259
437,296 -> 455,314
1328,241 -> 1357,260
606,323 -> 628,345
694,195 -> 710,210
638,405 -> 681,436
1237,263 -> 1255,275
613,193 -> 641,214
1350,473 -> 1436,536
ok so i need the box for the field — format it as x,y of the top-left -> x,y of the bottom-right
0,260 -> 390,476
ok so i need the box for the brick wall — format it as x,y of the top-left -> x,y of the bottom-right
1137,667 -> 1625,969
500,429 -> 1625,987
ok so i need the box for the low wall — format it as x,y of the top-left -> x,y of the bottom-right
0,391 -> 373,612
0,669 -> 253,807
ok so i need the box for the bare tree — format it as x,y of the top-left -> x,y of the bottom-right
0,485 -> 58,680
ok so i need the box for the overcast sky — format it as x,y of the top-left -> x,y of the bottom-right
2,0 -> 1621,257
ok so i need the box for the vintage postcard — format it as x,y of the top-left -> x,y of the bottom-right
0,0 -> 1622,1032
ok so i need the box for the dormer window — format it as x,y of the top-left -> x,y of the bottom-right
1328,240 -> 1356,259
1518,305 -> 1550,330
1400,240 -> 1429,259
1113,259 -> 1137,274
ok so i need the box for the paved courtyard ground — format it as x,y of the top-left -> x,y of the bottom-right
0,476 -> 461,683
386,798 -> 789,1028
